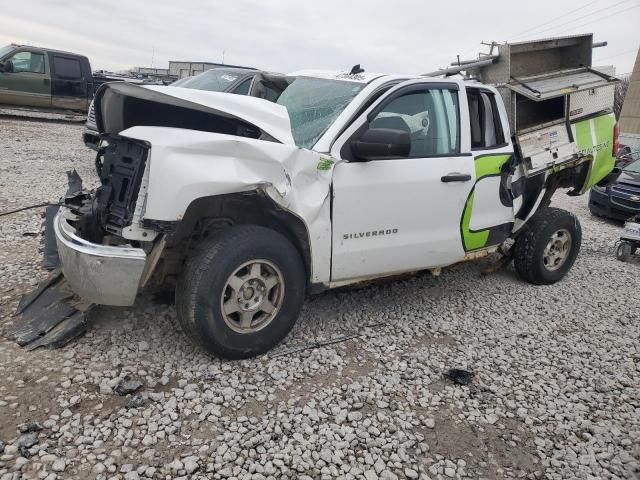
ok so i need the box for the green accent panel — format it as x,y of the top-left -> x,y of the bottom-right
572,113 -> 616,192
460,153 -> 513,251
587,113 -> 616,190
461,190 -> 490,251
475,154 -> 512,179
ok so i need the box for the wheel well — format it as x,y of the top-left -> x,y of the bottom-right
154,191 -> 312,284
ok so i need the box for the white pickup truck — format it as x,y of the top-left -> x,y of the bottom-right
48,67 -> 618,358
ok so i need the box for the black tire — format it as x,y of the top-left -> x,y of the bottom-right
513,207 -> 582,285
616,241 -> 633,262
176,225 -> 306,359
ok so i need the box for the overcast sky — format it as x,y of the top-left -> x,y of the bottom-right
1,0 -> 638,76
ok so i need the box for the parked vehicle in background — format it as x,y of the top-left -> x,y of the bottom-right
0,44 -> 92,112
590,159 -> 640,221
615,145 -> 638,169
83,67 -> 288,149
170,76 -> 192,86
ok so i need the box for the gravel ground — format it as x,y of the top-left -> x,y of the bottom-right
0,118 -> 638,480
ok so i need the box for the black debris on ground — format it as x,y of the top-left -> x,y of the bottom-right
114,377 -> 144,396
17,432 -> 38,457
445,368 -> 475,386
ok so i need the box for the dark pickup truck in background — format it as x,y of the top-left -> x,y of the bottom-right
0,44 -> 93,112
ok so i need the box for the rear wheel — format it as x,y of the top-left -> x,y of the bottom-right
616,241 -> 633,262
513,207 -> 582,285
176,225 -> 306,359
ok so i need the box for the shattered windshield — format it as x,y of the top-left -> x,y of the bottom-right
277,77 -> 365,149
174,69 -> 247,92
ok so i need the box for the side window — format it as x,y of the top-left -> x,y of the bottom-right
52,56 -> 82,79
369,88 -> 459,157
467,89 -> 505,149
232,78 -> 252,95
9,51 -> 45,74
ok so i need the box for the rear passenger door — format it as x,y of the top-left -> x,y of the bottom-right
50,54 -> 88,111
461,87 -> 516,252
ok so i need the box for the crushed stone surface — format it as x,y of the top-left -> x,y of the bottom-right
0,118 -> 638,479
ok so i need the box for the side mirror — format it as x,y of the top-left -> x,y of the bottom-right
2,60 -> 14,73
351,128 -> 411,161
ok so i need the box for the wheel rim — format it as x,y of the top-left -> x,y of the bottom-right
542,229 -> 572,271
220,260 -> 285,333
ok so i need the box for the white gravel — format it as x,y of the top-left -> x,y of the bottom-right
0,118 -> 639,479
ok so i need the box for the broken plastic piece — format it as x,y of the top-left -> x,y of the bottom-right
10,270 -> 93,350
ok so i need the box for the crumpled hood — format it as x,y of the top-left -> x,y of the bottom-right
95,82 -> 295,145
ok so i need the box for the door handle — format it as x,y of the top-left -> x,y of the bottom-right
441,173 -> 472,183
43,78 -> 50,85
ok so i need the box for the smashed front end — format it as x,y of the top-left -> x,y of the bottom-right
50,81 -> 300,307
55,136 -> 151,306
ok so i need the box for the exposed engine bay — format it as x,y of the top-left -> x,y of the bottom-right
64,137 -> 149,244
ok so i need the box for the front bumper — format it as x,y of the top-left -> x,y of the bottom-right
589,189 -> 640,221
54,210 -> 147,306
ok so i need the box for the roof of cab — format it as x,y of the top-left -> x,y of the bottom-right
8,43 -> 89,59
289,69 -> 422,84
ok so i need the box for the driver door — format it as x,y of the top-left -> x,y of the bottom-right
330,81 -> 475,282
0,49 -> 51,108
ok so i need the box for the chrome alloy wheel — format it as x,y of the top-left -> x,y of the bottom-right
220,260 -> 284,333
542,229 -> 572,271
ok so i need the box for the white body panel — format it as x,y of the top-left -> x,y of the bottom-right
331,156 -> 475,280
119,126 -> 334,284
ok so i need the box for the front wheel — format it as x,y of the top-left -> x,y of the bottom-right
176,225 -> 306,359
513,207 -> 582,285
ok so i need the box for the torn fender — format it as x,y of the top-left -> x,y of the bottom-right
119,126 -> 335,284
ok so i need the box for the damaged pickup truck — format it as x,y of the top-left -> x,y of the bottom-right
33,36 -> 619,358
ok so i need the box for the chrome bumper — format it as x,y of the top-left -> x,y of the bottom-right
54,211 -> 147,306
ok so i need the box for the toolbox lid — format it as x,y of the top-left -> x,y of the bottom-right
506,67 -> 619,101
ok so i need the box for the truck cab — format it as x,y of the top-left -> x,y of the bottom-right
0,44 -> 92,112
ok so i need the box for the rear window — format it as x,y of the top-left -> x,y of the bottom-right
467,89 -> 505,149
53,56 -> 82,79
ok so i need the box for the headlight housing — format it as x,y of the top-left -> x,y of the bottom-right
592,184 -> 608,194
